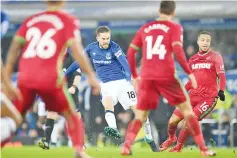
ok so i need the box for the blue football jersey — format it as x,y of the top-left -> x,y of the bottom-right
85,41 -> 131,83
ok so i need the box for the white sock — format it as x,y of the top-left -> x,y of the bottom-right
143,118 -> 153,140
1,117 -> 16,142
105,110 -> 117,129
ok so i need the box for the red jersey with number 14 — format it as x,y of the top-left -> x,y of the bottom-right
16,11 -> 80,88
131,20 -> 189,79
188,50 -> 225,98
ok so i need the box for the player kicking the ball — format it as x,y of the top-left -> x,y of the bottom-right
66,26 -> 159,152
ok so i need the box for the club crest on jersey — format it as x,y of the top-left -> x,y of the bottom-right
106,53 -> 112,60
192,63 -> 211,69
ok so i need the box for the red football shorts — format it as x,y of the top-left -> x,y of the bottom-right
173,96 -> 218,120
137,78 -> 187,111
14,82 -> 75,115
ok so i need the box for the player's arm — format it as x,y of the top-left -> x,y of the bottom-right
184,59 -> 193,91
114,45 -> 131,81
5,19 -> 26,81
127,28 -> 142,79
65,17 -> 95,79
215,54 -> 226,101
5,36 -> 24,81
0,58 -> 10,89
65,45 -> 94,76
172,25 -> 197,89
172,26 -> 191,75
2,52 -> 22,101
68,39 -> 95,78
65,61 -> 80,77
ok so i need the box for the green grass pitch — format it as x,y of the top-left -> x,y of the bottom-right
1,146 -> 236,158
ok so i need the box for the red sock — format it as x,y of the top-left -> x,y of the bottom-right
186,115 -> 206,151
66,113 -> 84,151
168,121 -> 177,138
124,119 -> 142,149
177,129 -> 190,145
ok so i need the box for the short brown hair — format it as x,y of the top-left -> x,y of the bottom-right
96,26 -> 110,35
47,0 -> 64,5
198,31 -> 211,37
160,0 -> 176,15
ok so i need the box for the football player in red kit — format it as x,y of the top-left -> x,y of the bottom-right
4,1 -> 100,158
160,31 -> 226,152
122,1 -> 215,156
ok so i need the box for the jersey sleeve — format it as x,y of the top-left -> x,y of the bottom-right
214,54 -> 225,74
171,24 -> 183,45
84,45 -> 91,57
113,44 -> 131,81
113,44 -> 126,57
65,17 -> 81,46
130,27 -> 143,50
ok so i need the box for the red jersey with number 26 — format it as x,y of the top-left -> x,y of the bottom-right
16,11 -> 80,88
131,20 -> 190,79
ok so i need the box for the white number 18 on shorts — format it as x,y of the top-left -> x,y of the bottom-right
100,79 -> 137,110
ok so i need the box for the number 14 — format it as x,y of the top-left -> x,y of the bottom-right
145,35 -> 167,60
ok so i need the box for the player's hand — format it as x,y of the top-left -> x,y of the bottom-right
132,76 -> 140,92
87,74 -> 100,95
218,90 -> 225,101
188,74 -> 197,89
4,82 -> 23,101
68,86 -> 76,94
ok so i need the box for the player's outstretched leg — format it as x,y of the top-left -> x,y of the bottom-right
178,101 -> 216,157
104,126 -> 121,139
143,118 -> 159,152
102,96 -> 121,139
159,110 -> 183,151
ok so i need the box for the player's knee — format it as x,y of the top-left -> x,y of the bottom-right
182,109 -> 195,119
168,115 -> 182,125
102,97 -> 114,110
177,101 -> 193,115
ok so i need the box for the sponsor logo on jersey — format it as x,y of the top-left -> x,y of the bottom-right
192,63 -> 211,69
93,59 -> 111,64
